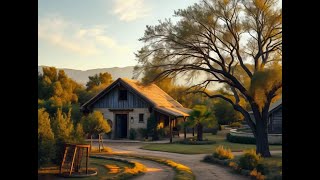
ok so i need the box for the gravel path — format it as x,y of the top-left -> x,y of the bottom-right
93,142 -> 253,180
112,155 -> 175,180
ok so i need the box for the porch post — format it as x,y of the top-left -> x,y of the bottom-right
169,116 -> 172,143
183,117 -> 186,140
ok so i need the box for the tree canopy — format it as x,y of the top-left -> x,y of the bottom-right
135,0 -> 282,157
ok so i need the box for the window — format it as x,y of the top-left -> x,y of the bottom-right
119,90 -> 127,100
139,114 -> 144,123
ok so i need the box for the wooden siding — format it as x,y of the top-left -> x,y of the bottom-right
269,107 -> 282,134
92,86 -> 150,109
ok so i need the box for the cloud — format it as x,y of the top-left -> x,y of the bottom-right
112,0 -> 151,22
38,15 -> 129,55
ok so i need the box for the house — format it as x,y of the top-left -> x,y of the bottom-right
81,78 -> 192,141
249,98 -> 282,134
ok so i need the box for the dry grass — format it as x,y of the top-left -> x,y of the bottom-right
213,145 -> 234,160
109,153 -> 195,180
104,164 -> 120,174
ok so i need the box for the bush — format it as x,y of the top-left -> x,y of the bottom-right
256,163 -> 269,175
238,149 -> 262,170
229,122 -> 242,128
212,128 -> 218,135
157,128 -> 166,138
226,133 -> 256,144
137,128 -> 148,139
250,169 -> 266,180
213,146 -> 234,160
129,128 -> 137,140
203,155 -> 231,166
175,139 -> 216,145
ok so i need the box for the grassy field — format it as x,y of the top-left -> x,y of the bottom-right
141,132 -> 282,154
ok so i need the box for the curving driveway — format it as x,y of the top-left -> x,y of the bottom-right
93,142 -> 251,180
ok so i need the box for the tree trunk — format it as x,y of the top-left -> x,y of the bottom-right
90,135 -> 93,151
196,123 -> 203,141
98,134 -> 101,152
253,111 -> 271,157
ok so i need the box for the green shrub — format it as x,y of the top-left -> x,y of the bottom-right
137,128 -> 148,139
203,155 -> 215,162
129,128 -> 137,140
175,139 -> 216,145
157,128 -> 166,138
213,146 -> 234,160
238,149 -> 262,170
229,122 -> 242,128
212,128 -> 218,135
226,133 -> 256,144
256,163 -> 269,175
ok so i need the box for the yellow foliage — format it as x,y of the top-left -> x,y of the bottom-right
249,64 -> 282,111
223,0 -> 230,5
229,162 -> 237,168
105,164 -> 120,174
124,162 -> 146,174
213,145 -> 234,160
164,160 -> 192,173
250,168 -> 265,180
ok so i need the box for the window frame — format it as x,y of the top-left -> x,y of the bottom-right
139,113 -> 144,123
118,89 -> 128,101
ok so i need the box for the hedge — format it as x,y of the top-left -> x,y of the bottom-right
226,133 -> 256,144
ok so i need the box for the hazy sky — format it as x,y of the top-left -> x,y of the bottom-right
38,0 -> 198,70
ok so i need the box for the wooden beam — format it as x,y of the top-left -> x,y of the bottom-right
169,116 -> 172,143
109,109 -> 134,112
183,117 -> 186,140
60,145 -> 68,174
86,147 -> 89,174
70,147 -> 78,175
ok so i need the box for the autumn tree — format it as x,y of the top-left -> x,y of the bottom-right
81,111 -> 111,151
86,72 -> 113,91
38,108 -> 55,166
38,67 -> 84,121
135,0 -> 282,157
51,108 -> 74,163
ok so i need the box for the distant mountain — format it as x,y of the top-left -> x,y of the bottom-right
38,66 -> 135,85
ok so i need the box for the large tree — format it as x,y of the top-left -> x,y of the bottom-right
135,0 -> 282,157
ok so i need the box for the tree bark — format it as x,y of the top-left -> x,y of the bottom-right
253,109 -> 271,157
196,123 -> 203,141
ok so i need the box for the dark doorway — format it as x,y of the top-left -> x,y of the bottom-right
115,114 -> 128,138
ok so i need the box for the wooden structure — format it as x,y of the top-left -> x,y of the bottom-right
98,134 -> 104,152
60,143 -> 90,175
81,78 -> 192,142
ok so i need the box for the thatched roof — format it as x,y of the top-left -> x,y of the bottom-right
81,78 -> 191,117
